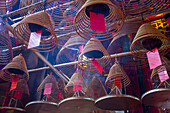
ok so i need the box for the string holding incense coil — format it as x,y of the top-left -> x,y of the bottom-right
74,0 -> 124,41
14,11 -> 58,52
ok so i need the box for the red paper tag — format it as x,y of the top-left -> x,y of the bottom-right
92,57 -> 103,75
90,12 -> 106,32
79,45 -> 84,53
74,59 -> 77,69
43,83 -> 52,95
28,30 -> 42,49
112,32 -> 116,37
158,67 -> 169,82
129,33 -> 133,42
146,48 -> 162,69
13,88 -> 24,99
16,38 -> 19,45
57,90 -> 62,99
10,75 -> 19,91
114,74 -> 122,89
73,79 -> 82,91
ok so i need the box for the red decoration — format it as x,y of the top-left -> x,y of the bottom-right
114,74 -> 122,89
73,79 -> 82,91
92,57 -> 103,75
10,75 -> 19,91
13,88 -> 24,99
129,33 -> 133,42
90,12 -> 106,32
132,2 -> 139,8
57,90 -> 62,99
167,17 -> 170,25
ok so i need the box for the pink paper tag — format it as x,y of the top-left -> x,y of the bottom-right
90,12 -> 106,32
158,69 -> 169,83
73,79 -> 82,91
146,48 -> 162,69
92,57 -> 103,75
43,83 -> 52,95
79,45 -> 84,53
28,30 -> 42,49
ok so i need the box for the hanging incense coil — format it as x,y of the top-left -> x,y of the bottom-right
86,77 -> 107,99
58,78 -> 69,99
151,56 -> 170,88
125,0 -> 169,16
78,38 -> 111,71
130,23 -> 170,58
105,62 -> 130,89
0,0 -> 18,9
0,30 -> 13,65
74,0 -> 124,41
57,19 -> 74,37
14,11 -> 58,52
151,57 -> 170,80
59,0 -> 86,35
65,71 -> 87,96
107,21 -> 142,51
37,74 -> 59,101
15,79 -> 30,96
56,35 -> 87,77
0,55 -> 29,81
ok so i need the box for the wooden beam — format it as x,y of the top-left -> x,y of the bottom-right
28,50 -> 146,73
